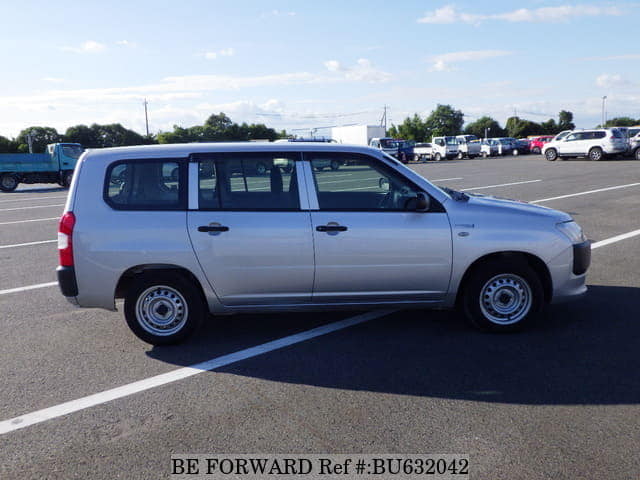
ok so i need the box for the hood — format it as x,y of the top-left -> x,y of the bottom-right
465,193 -> 572,222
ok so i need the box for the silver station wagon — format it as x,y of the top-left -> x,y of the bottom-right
57,143 -> 590,345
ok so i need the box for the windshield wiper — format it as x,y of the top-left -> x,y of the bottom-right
439,186 -> 469,202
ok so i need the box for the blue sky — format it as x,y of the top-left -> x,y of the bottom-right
0,1 -> 637,138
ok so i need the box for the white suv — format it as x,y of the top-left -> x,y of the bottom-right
543,128 -> 628,161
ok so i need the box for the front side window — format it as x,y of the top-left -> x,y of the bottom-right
308,153 -> 423,211
105,160 -> 184,210
197,153 -> 299,210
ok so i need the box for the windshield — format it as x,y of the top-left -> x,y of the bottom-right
445,136 -> 458,145
60,144 -> 84,159
380,139 -> 399,148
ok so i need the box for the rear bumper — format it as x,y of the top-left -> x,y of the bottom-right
573,241 -> 591,275
56,265 -> 78,297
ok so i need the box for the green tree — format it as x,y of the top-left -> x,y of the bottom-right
16,126 -> 61,153
90,123 -> 145,147
387,114 -> 430,142
505,116 -> 541,138
64,124 -> 100,147
424,104 -> 464,138
0,135 -> 17,153
539,118 -> 558,135
558,110 -> 575,131
463,116 -> 505,138
604,117 -> 638,127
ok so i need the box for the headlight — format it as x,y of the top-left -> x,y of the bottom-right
556,221 -> 587,243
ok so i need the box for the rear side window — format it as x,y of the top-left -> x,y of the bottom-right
593,131 -> 606,139
104,159 -> 185,210
196,153 -> 300,211
610,130 -> 622,138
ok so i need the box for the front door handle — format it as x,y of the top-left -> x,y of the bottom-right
316,224 -> 348,232
198,225 -> 229,233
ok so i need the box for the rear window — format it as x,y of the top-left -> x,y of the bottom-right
610,130 -> 623,138
104,159 -> 185,210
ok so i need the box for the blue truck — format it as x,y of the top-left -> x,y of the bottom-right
0,143 -> 83,192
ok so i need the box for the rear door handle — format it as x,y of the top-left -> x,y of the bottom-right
316,225 -> 348,232
198,225 -> 229,232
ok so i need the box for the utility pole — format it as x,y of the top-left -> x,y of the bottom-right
601,96 -> 607,127
380,105 -> 388,132
143,98 -> 150,137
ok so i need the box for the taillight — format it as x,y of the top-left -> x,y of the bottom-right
58,212 -> 76,267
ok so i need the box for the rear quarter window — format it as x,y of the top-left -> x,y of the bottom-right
104,159 -> 186,210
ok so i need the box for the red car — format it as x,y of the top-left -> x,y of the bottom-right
529,135 -> 554,154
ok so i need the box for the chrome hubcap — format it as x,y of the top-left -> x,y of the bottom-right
135,285 -> 188,336
479,274 -> 532,325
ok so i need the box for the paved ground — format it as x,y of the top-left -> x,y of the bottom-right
1,154 -> 639,479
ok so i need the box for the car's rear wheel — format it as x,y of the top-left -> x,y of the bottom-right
545,148 -> 558,161
330,159 -> 340,170
124,273 -> 205,345
62,171 -> 73,188
0,173 -> 19,192
589,147 -> 604,161
463,259 -> 543,332
532,147 -> 541,154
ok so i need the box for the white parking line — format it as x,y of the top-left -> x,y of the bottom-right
463,179 -> 542,191
0,310 -> 392,435
531,182 -> 640,203
0,281 -> 58,296
430,177 -> 463,182
0,195 -> 67,204
0,239 -> 56,250
592,229 -> 640,249
0,204 -> 64,212
0,217 -> 58,226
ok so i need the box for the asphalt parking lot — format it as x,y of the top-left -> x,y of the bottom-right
1,155 -> 639,479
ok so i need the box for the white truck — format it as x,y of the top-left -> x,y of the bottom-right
431,136 -> 459,161
331,124 -> 386,146
455,135 -> 481,159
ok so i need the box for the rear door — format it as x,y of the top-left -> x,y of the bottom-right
304,152 -> 452,303
187,152 -> 315,306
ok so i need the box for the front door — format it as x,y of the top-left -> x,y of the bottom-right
187,152 -> 315,306
305,152 -> 453,303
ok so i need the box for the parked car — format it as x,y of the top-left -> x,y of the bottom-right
455,135 -> 481,159
513,139 -> 530,155
480,139 -> 499,157
58,143 -> 590,344
431,136 -> 458,160
529,135 -> 555,154
413,142 -> 432,161
626,127 -> 640,160
494,137 -> 518,156
542,128 -> 628,161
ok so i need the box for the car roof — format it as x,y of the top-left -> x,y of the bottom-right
83,142 -> 382,161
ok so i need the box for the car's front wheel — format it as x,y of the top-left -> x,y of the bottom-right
462,259 -> 543,332
434,153 -> 441,161
545,148 -> 558,161
124,273 -> 206,345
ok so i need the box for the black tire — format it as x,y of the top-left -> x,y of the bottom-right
532,147 -> 541,154
545,148 -> 558,161
330,160 -> 340,170
635,148 -> 640,161
462,258 -> 543,333
434,153 -> 441,162
0,173 -> 19,192
588,147 -> 603,161
457,151 -> 464,160
124,272 -> 206,345
468,155 -> 476,159
62,171 -> 73,188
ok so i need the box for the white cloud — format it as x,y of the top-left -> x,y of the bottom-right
322,58 -> 392,83
202,47 -> 236,60
116,40 -> 137,47
61,40 -> 106,53
42,77 -> 65,83
595,73 -> 634,88
418,4 -> 622,24
429,50 -> 512,71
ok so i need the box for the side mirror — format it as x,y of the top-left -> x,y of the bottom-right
415,192 -> 430,211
